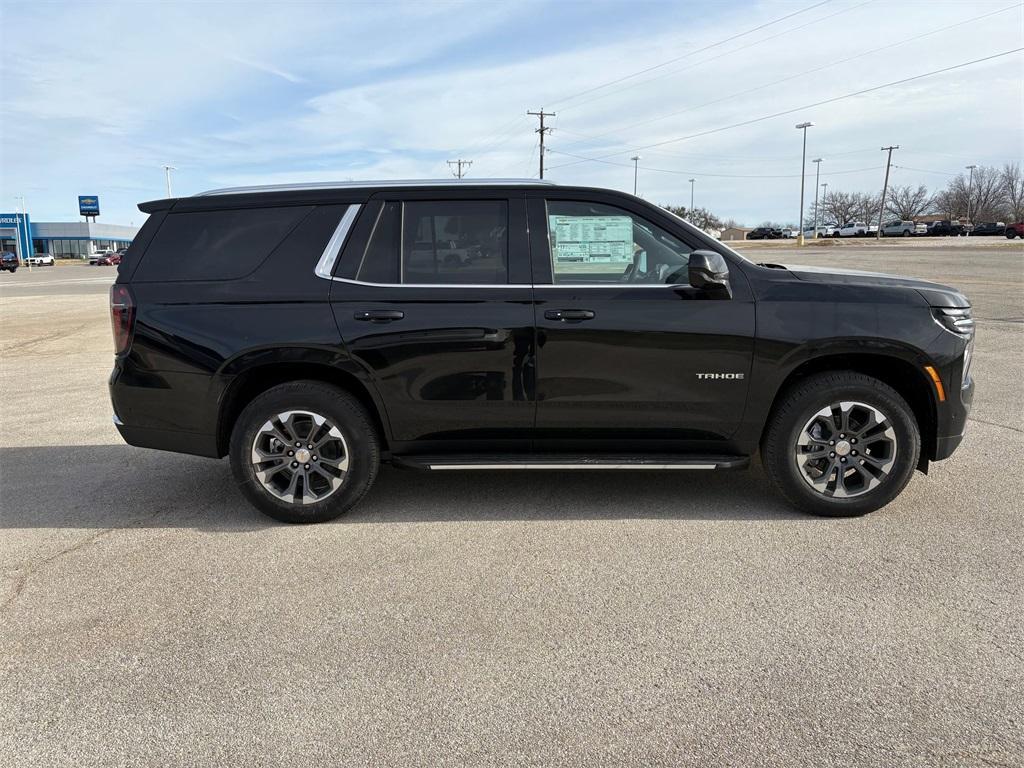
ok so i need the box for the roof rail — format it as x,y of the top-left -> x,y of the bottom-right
196,178 -> 556,196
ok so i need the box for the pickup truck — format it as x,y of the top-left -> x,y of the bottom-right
927,220 -> 965,237
1004,222 -> 1024,239
881,220 -> 927,237
837,221 -> 878,238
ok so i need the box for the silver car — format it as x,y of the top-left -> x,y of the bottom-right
881,220 -> 925,237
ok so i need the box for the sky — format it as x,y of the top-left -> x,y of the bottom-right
1,0 -> 1022,227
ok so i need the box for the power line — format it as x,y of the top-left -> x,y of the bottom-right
546,48 -> 1024,171
555,0 -> 873,114
548,0 -> 835,109
546,148 -> 882,179
553,3 -> 1018,152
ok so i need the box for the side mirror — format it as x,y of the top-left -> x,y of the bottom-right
688,249 -> 732,297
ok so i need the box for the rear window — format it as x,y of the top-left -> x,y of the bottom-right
133,206 -> 312,282
356,199 -> 509,285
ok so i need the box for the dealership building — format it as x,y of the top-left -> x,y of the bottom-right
0,212 -> 139,262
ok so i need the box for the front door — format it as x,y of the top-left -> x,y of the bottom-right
528,194 -> 755,454
331,193 -> 535,454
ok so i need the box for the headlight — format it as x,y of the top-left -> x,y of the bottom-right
932,307 -> 974,336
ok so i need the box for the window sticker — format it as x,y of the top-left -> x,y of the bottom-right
549,215 -> 633,264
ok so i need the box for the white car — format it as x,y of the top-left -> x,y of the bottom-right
802,225 -> 833,239
837,221 -> 878,237
28,253 -> 55,266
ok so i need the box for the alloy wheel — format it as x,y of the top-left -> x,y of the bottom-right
793,400 -> 897,498
250,410 -> 349,504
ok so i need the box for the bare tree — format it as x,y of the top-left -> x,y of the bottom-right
662,204 -> 724,232
885,185 -> 931,220
820,191 -> 859,226
934,165 -> 1005,222
1001,162 -> 1024,222
855,191 -> 882,223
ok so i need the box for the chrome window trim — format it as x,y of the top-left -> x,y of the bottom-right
198,178 -> 555,196
314,204 -> 362,280
327,276 -> 686,289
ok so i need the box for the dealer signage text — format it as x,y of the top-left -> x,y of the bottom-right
79,196 -> 100,216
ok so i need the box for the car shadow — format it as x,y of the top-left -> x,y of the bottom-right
0,444 -> 808,530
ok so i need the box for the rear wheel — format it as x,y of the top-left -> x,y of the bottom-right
1007,230 -> 1017,239
229,381 -> 379,523
761,371 -> 920,517
903,229 -> 911,237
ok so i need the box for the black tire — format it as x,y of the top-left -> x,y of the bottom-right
761,371 -> 920,517
902,230 -> 911,237
229,381 -> 380,523
1007,230 -> 1017,239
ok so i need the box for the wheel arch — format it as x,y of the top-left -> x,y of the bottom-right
760,352 -> 938,471
215,359 -> 390,458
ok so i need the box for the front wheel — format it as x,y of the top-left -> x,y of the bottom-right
761,371 -> 920,517
229,381 -> 380,523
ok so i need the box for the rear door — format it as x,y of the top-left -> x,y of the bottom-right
527,191 -> 754,454
330,190 -> 536,454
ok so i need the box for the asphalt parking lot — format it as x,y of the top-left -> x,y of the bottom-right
1,241 -> 1022,767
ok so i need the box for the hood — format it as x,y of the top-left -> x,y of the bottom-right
784,264 -> 969,308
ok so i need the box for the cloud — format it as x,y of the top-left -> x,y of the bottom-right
1,0 -> 1021,226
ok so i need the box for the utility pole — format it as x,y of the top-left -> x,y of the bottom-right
965,164 -> 977,233
689,178 -> 696,214
811,158 -> 823,238
630,155 -> 641,195
876,145 -> 899,239
527,109 -> 555,179
795,122 -> 814,245
447,159 -> 472,179
162,165 -> 176,198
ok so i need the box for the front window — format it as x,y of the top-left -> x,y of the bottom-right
546,200 -> 692,285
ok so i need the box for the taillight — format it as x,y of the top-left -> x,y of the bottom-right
110,284 -> 135,355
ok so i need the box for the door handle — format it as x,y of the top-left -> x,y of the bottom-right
354,310 -> 405,323
544,309 -> 595,322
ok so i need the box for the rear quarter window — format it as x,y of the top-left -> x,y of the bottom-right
133,205 -> 313,282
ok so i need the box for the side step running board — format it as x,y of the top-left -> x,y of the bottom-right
392,455 -> 749,471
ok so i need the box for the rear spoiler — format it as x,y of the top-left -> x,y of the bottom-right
138,198 -> 176,214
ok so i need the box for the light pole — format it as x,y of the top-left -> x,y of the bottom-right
811,158 -> 822,239
795,122 -> 814,245
630,155 -> 641,195
162,165 -> 176,198
688,178 -> 696,214
820,182 -> 829,235
13,195 -> 30,270
965,164 -> 976,233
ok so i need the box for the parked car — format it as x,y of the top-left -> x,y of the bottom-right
881,220 -> 923,237
801,226 -> 832,239
108,179 -> 975,524
1,251 -> 18,273
96,253 -> 122,266
969,222 -> 1005,236
837,221 -> 877,237
746,227 -> 782,240
781,227 -> 799,238
926,220 -> 965,237
1005,222 -> 1024,239
28,253 -> 55,266
89,251 -> 114,265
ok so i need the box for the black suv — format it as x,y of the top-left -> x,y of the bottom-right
109,180 -> 974,523
1,251 -> 18,272
746,227 -> 782,240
